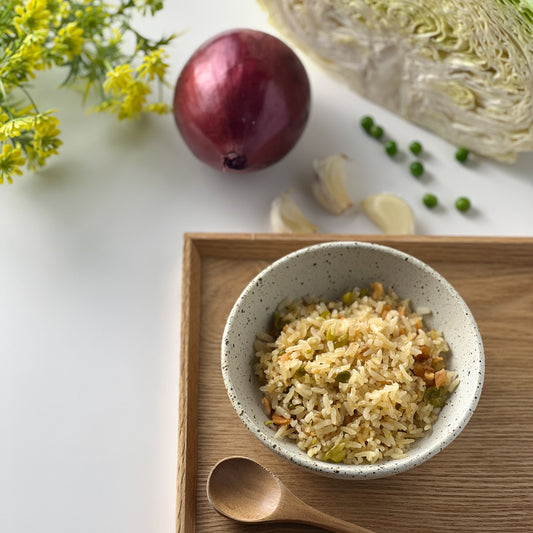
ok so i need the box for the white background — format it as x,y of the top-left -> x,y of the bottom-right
1,2 -> 532,533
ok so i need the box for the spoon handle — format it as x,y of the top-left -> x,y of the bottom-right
297,508 -> 376,533
282,496 -> 376,533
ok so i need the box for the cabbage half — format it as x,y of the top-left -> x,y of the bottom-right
258,0 -> 533,161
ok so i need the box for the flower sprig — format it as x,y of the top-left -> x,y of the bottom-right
0,0 -> 175,184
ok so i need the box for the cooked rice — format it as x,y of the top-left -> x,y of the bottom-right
254,282 -> 458,465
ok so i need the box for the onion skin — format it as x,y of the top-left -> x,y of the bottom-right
173,29 -> 311,172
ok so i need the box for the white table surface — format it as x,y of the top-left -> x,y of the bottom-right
1,2 -> 532,533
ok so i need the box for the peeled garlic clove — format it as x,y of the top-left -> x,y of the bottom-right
311,153 -> 353,215
361,193 -> 415,235
270,191 -> 318,234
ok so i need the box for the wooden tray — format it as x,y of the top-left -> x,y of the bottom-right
177,233 -> 533,533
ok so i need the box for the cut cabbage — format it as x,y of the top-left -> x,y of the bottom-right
258,0 -> 533,161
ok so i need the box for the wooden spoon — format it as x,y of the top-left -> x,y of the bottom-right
206,456 -> 376,533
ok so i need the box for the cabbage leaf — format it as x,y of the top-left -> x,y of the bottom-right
258,0 -> 533,161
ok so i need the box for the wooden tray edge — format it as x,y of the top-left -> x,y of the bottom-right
176,236 -> 202,533
185,232 -> 533,262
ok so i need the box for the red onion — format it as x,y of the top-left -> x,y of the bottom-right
173,29 -> 311,172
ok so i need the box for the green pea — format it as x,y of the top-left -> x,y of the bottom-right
455,196 -> 471,212
409,141 -> 422,155
360,115 -> 374,132
369,124 -> 384,139
423,193 -> 438,208
455,147 -> 469,163
410,161 -> 424,178
342,291 -> 355,305
385,140 -> 397,157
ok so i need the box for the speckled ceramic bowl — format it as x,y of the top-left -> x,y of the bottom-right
221,241 -> 484,479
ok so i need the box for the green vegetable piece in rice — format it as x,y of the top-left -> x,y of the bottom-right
319,309 -> 331,319
273,311 -> 283,333
335,370 -> 351,383
324,442 -> 346,463
273,311 -> 291,335
333,334 -> 349,348
295,365 -> 306,377
424,386 -> 448,408
326,330 -> 349,348
343,291 -> 355,305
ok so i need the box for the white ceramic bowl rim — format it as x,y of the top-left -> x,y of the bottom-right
221,240 -> 485,479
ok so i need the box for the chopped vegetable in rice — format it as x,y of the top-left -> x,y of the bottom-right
254,282 -> 459,464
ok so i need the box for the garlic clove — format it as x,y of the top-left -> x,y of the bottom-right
361,193 -> 415,235
311,153 -> 353,215
270,191 -> 318,234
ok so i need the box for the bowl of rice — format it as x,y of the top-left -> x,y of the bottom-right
221,241 -> 484,479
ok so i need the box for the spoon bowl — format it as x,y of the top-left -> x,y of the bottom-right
206,456 -> 376,533
207,455 -> 282,522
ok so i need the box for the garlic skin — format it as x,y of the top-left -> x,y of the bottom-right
361,193 -> 415,235
311,153 -> 353,215
270,191 -> 318,234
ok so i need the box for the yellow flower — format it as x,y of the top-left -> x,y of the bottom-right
33,115 -> 62,160
143,102 -> 172,115
0,144 -> 26,184
59,1 -> 72,18
118,79 -> 151,119
103,64 -> 134,96
22,28 -> 48,47
137,48 -> 168,81
109,28 -> 122,46
0,48 -> 36,86
14,0 -> 51,34
46,0 -> 66,15
13,104 -> 38,118
52,22 -> 84,62
0,115 -> 36,140
48,1 -> 71,26
0,0 -> 174,178
88,99 -> 119,115
8,32 -> 48,77
24,145 -> 41,170
0,28 -> 47,85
